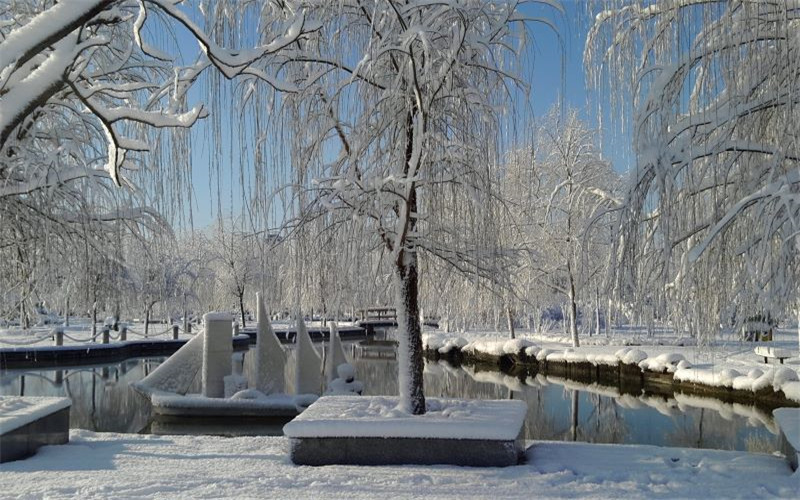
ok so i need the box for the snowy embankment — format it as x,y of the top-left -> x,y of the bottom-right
0,430 -> 795,499
423,328 -> 800,404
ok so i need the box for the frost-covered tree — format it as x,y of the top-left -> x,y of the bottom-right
121,233 -> 198,333
202,218 -> 262,328
502,107 -> 618,346
586,0 -> 800,340
0,1 -> 315,323
252,1 -> 546,414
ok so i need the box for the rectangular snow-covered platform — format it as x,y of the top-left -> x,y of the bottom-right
0,396 -> 71,463
151,393 -> 303,418
283,396 -> 526,466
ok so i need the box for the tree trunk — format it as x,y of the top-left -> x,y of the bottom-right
395,253 -> 425,415
595,287 -> 601,337
144,306 -> 150,338
64,297 -> 69,327
570,390 -> 579,442
92,300 -> 97,342
506,306 -> 515,339
238,292 -> 247,329
183,293 -> 188,335
393,108 -> 425,415
567,269 -> 579,347
20,300 -> 28,329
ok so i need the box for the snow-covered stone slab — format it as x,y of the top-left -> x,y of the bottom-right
0,396 -> 71,463
774,408 -> 800,471
284,396 -> 526,466
151,392 -> 311,418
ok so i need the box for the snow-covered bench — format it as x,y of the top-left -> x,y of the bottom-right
754,346 -> 792,365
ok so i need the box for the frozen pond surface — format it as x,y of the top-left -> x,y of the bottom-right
0,347 -> 781,452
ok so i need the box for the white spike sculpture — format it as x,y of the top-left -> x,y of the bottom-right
295,314 -> 322,395
203,312 -> 233,398
136,331 -> 204,395
254,293 -> 286,394
325,322 -> 349,386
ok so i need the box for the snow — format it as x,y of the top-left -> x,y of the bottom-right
0,396 -> 71,434
294,316 -> 322,395
755,346 -> 793,359
503,338 -> 535,354
424,327 -> 800,402
151,391 -> 303,412
283,396 -> 527,440
324,322 -> 349,385
203,312 -> 233,322
254,294 -> 286,395
0,430 -> 796,499
639,352 -> 687,373
325,364 -> 364,395
135,330 -> 204,395
423,333 -> 468,354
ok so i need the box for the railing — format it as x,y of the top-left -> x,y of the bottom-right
0,323 -> 198,347
357,307 -> 397,321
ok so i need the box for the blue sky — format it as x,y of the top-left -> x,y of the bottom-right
175,2 -> 632,229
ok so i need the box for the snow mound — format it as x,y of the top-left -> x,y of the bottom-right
639,352 -> 686,373
615,348 -> 648,364
462,339 -> 507,356
675,365 -> 800,401
439,337 -> 468,354
502,338 -> 535,354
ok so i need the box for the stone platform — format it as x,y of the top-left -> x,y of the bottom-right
283,396 -> 526,466
0,396 -> 71,463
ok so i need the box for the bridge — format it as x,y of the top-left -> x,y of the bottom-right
356,307 -> 439,334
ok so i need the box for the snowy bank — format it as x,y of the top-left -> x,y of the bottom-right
423,332 -> 800,405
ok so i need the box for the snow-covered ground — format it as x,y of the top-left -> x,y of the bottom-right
0,430 -> 795,499
424,327 -> 800,402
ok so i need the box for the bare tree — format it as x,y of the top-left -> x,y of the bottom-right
502,107 -> 618,346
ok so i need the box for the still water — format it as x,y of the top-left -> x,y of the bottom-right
0,348 -> 780,453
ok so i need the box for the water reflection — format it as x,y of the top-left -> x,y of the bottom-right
0,358 -> 156,433
0,351 -> 782,452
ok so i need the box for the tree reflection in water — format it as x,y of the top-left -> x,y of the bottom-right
0,352 -> 783,451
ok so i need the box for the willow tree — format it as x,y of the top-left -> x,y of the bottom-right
254,0 -> 548,414
586,0 -> 800,341
0,1 -> 316,320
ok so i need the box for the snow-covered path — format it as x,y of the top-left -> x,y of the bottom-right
0,430 -> 796,499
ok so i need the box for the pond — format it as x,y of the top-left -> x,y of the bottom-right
0,345 -> 780,453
